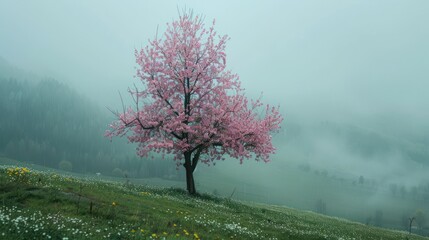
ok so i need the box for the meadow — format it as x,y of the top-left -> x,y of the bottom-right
1,159 -> 428,240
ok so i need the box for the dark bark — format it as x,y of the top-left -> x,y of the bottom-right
185,166 -> 196,195
409,217 -> 415,234
184,152 -> 196,194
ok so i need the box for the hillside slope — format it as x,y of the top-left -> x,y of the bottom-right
0,162 -> 427,240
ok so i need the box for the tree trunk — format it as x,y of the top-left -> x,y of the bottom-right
184,152 -> 196,195
185,166 -> 196,195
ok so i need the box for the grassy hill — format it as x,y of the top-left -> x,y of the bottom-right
0,161 -> 427,240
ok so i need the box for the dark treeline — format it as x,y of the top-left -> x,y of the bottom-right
0,77 -> 181,179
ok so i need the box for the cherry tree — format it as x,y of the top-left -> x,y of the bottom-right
106,12 -> 283,194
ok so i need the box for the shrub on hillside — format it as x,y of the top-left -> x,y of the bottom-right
112,168 -> 123,177
58,160 -> 73,172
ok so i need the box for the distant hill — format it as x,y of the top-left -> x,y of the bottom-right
319,122 -> 429,164
0,56 -> 38,81
0,58 -> 180,179
282,119 -> 429,166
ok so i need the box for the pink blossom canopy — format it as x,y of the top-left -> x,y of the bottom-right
106,13 -> 283,167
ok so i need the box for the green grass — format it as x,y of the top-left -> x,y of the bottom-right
0,164 -> 428,240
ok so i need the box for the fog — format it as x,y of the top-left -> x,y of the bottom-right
1,0 -> 429,234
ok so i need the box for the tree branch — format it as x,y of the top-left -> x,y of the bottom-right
156,89 -> 179,116
191,146 -> 203,172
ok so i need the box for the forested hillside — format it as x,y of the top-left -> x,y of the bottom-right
0,76 -> 180,179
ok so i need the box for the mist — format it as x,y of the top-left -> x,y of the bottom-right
1,0 -> 429,235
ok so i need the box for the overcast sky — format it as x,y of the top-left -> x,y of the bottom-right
1,0 -> 429,134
